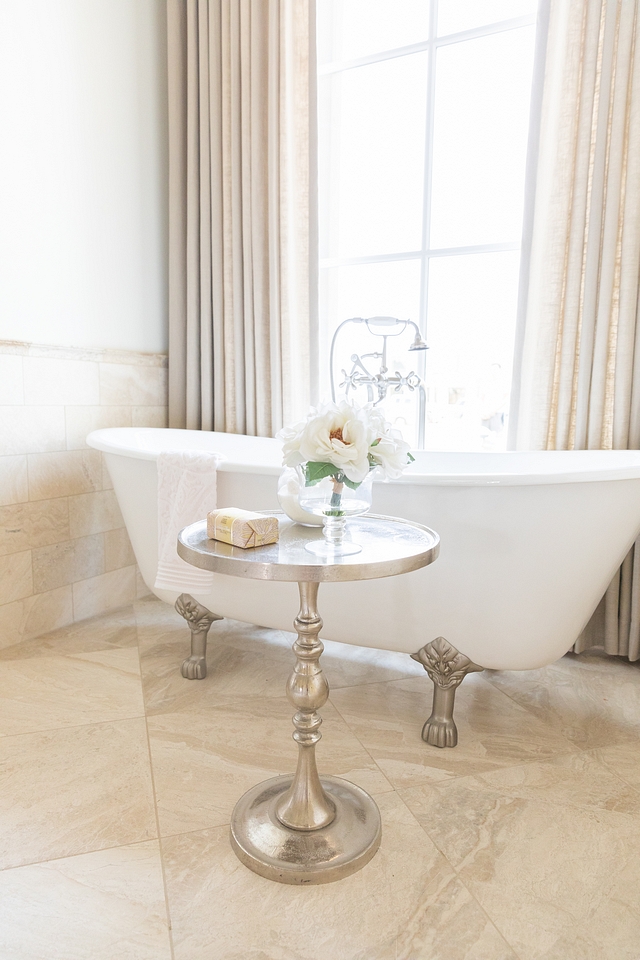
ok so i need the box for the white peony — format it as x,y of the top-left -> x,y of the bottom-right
278,400 -> 372,483
366,407 -> 413,479
369,429 -> 413,479
277,400 -> 413,485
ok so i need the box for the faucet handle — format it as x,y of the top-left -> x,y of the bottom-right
393,371 -> 421,393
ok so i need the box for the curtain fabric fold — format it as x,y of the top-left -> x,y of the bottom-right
512,0 -> 640,659
167,0 -> 317,437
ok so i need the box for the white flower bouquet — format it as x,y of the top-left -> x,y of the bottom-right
277,401 -> 414,522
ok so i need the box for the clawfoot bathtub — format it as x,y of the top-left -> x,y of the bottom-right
88,427 -> 640,747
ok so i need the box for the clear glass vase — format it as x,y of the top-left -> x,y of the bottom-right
276,467 -> 324,526
296,466 -> 374,557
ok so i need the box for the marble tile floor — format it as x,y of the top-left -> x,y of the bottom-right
1,597 -> 640,959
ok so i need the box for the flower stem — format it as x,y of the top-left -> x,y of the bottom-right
330,477 -> 343,510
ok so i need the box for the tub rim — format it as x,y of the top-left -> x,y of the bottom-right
87,427 -> 640,486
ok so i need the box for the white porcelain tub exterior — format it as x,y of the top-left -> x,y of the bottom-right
87,427 -> 640,670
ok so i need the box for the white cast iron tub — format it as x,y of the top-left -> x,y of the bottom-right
88,427 -> 640,746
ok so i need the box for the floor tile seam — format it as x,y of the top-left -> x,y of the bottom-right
329,703 -> 584,789
326,694 -> 396,791
144,690 -> 312,722
400,770 -> 640,831
584,752 -> 640,802
392,788 -> 526,960
136,628 -> 177,960
0,835 -> 163,875
0,711 -> 148,741
0,643 -> 139,665
328,673 -> 425,691
478,676 -> 585,753
388,744 -> 586,791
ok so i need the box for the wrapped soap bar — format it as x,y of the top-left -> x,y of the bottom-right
207,508 -> 279,549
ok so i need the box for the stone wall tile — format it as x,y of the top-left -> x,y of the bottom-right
104,528 -> 136,572
28,450 -> 103,501
0,551 -> 32,604
99,364 -> 167,406
65,406 -> 132,450
0,356 -> 24,405
73,567 -> 136,622
69,491 -> 124,538
0,408 -> 66,456
23,357 -> 100,406
131,406 -> 168,428
33,535 -> 104,594
0,586 -> 73,649
0,457 -> 28,507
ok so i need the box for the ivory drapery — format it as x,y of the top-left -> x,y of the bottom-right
167,0 -> 317,437
511,0 -> 640,659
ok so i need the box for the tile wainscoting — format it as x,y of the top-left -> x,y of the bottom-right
0,340 -> 167,646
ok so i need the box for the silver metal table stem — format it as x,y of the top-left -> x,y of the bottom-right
178,512 -> 439,884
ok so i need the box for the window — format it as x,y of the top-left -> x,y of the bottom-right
317,0 -> 538,449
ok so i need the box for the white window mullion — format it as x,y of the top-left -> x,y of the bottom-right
418,0 -> 439,346
318,14 -> 536,77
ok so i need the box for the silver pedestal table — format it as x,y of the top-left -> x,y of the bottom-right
178,512 -> 439,885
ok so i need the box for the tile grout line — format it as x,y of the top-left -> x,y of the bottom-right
0,834 -> 163,876
478,671 -> 586,754
0,706 -> 147,742
134,605 -> 177,960
392,787 -> 527,960
327,694 -> 397,792
327,677 -> 591,791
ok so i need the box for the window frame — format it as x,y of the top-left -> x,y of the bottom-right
317,2 -> 541,446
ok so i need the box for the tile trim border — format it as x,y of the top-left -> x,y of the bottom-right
0,340 -> 167,368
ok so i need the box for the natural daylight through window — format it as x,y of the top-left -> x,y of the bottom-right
317,0 -> 539,449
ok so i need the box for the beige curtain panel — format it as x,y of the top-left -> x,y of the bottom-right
512,0 -> 640,658
167,0 -> 317,437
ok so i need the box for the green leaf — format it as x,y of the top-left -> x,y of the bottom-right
341,476 -> 361,490
368,453 -> 378,468
370,438 -> 380,446
407,452 -> 415,462
304,461 -> 339,486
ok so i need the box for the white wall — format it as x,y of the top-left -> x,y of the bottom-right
0,0 -> 168,354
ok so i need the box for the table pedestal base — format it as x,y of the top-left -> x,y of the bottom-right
230,774 -> 381,885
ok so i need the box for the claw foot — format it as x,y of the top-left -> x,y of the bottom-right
422,716 -> 458,748
175,594 -> 222,680
411,637 -> 484,749
181,655 -> 207,680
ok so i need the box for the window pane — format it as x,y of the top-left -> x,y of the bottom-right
429,27 -> 535,249
438,0 -> 537,36
319,258 -> 422,403
319,53 -> 428,260
424,251 -> 519,450
318,0 -> 430,65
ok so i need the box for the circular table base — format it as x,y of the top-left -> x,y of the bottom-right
230,775 -> 381,885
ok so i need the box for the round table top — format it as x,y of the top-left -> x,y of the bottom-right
177,512 -> 440,583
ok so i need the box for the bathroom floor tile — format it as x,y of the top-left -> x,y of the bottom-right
0,840 -> 172,960
588,740 -> 640,793
5,597 -> 640,958
0,718 -> 157,869
484,652 -> 640,750
0,646 -> 144,736
138,616 -> 294,714
0,604 -> 138,660
330,673 -> 577,790
400,774 -> 640,960
136,599 -> 423,717
147,695 -> 394,838
162,791 -> 517,960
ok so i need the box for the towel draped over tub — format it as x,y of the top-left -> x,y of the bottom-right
154,450 -> 220,594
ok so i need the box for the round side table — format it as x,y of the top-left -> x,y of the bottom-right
178,512 -> 439,885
